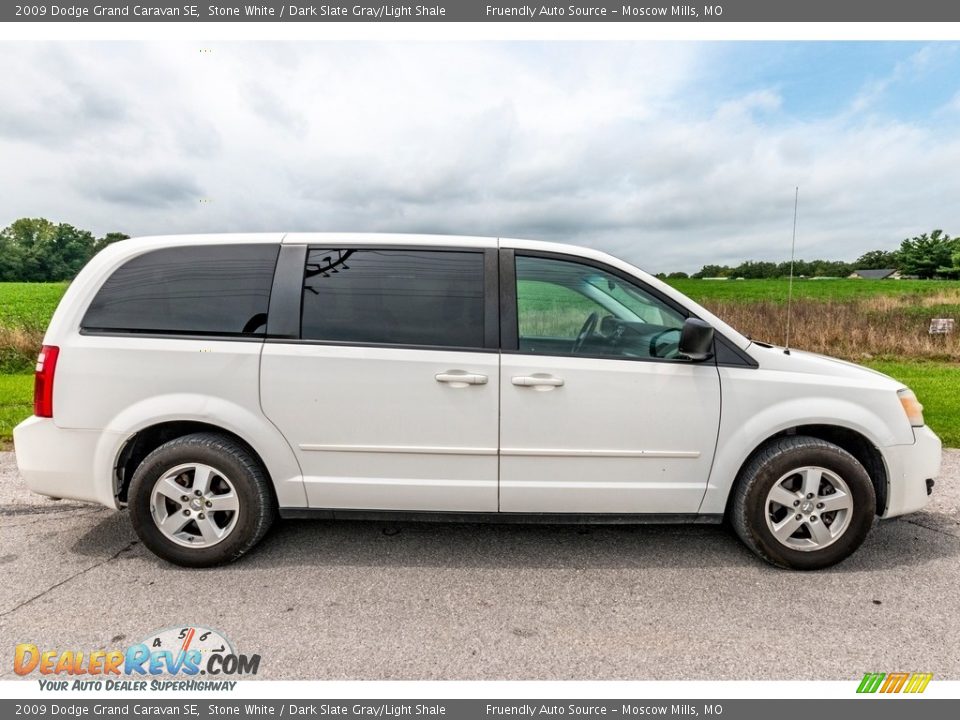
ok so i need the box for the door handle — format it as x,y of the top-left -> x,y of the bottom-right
512,374 -> 564,387
435,371 -> 488,387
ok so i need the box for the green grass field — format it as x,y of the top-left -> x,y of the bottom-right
0,280 -> 956,447
0,282 -> 67,329
667,277 -> 960,303
863,361 -> 960,447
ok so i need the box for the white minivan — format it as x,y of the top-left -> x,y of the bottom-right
14,234 -> 941,569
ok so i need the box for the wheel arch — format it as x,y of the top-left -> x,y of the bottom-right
115,421 -> 267,504
726,425 -> 888,517
101,393 -> 306,509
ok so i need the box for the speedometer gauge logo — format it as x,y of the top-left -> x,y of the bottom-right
140,626 -> 235,675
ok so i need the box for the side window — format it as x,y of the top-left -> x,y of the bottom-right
517,280 -> 609,341
515,255 -> 686,360
300,248 -> 485,349
82,244 -> 279,336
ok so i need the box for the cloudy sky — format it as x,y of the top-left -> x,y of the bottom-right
1,41 -> 959,272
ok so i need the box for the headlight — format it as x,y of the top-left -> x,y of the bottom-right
897,388 -> 925,427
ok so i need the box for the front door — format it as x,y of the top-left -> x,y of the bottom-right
498,251 -> 722,514
260,245 -> 500,512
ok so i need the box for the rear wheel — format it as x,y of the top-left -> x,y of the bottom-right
731,436 -> 876,570
128,433 -> 276,567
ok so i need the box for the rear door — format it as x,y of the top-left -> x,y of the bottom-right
260,242 -> 501,512
498,249 -> 722,514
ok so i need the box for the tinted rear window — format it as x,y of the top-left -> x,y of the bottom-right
300,248 -> 485,348
82,244 -> 279,336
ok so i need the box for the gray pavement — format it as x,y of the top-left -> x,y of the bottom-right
0,450 -> 958,680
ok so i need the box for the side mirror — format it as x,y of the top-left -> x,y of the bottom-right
678,318 -> 714,362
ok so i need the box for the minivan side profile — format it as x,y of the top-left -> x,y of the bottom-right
14,234 -> 941,569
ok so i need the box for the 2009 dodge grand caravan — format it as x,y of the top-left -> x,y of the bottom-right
15,233 -> 941,569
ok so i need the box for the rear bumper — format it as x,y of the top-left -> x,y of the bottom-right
13,416 -> 121,509
881,425 -> 942,518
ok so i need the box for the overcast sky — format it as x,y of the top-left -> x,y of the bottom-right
1,41 -> 959,272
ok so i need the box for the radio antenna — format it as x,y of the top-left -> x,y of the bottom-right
784,186 -> 799,355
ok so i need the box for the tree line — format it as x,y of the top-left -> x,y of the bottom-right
666,230 -> 959,280
0,218 -> 128,282
1,217 -> 958,283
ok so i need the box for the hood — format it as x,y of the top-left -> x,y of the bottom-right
745,343 -> 905,391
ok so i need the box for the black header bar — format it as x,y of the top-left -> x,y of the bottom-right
6,1 -> 960,23
0,699 -> 958,720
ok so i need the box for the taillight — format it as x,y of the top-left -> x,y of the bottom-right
34,345 -> 59,418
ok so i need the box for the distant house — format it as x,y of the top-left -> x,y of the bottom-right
848,268 -> 902,279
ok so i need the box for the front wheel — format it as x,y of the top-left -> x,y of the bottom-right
730,436 -> 876,570
128,433 -> 276,567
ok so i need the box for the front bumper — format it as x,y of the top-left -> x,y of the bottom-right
881,424 -> 942,518
13,416 -> 122,509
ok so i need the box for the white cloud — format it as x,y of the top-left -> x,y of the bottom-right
0,42 -> 959,272
715,88 -> 783,121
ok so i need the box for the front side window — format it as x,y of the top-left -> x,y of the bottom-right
300,248 -> 485,349
516,255 -> 686,359
82,244 -> 279,336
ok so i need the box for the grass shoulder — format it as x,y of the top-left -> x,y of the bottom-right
0,373 -> 33,449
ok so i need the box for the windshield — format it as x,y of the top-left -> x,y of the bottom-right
582,274 -> 684,326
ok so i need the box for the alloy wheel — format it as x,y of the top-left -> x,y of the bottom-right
764,466 -> 854,552
149,463 -> 240,548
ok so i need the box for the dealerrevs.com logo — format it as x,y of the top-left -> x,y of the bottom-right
15,626 -> 260,691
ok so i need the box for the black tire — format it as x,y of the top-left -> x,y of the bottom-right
128,432 -> 276,567
730,435 -> 876,570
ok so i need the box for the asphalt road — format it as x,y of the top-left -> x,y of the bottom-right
1,450 -> 958,681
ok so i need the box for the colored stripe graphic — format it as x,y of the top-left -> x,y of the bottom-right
881,672 -> 910,693
857,672 -> 932,694
905,673 -> 933,693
